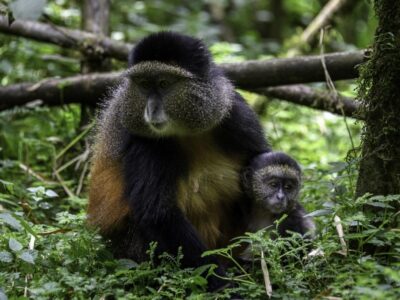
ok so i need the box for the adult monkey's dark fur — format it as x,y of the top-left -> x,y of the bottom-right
87,32 -> 269,291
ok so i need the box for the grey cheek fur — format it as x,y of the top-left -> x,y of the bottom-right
105,64 -> 234,139
93,62 -> 235,160
93,80 -> 133,159
164,76 -> 233,134
93,77 -> 155,159
117,80 -> 152,136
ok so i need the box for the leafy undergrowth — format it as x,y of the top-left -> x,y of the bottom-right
1,183 -> 399,299
1,107 -> 399,299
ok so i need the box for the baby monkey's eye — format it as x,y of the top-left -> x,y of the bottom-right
269,182 -> 279,188
284,184 -> 293,190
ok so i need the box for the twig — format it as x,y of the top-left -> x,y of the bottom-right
55,154 -> 82,174
76,160 -> 89,196
260,251 -> 272,298
38,228 -> 71,235
24,235 -> 35,297
301,0 -> 348,44
334,215 -> 348,256
55,122 -> 94,160
319,29 -> 356,152
53,170 -> 75,198
19,163 -> 54,184
28,234 -> 36,250
305,247 -> 325,259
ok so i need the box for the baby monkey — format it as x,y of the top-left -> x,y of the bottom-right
242,152 -> 315,240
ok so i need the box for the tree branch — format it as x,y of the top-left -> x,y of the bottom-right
222,50 -> 366,88
0,50 -> 366,111
0,15 -> 367,114
0,73 -> 361,119
301,0 -> 349,44
0,72 -> 120,110
0,15 -> 366,81
0,15 -> 131,61
255,85 -> 362,119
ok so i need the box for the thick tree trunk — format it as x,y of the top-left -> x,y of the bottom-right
356,1 -> 400,197
81,0 -> 111,72
80,0 -> 111,124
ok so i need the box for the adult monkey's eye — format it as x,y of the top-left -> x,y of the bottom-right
158,79 -> 170,89
136,78 -> 151,89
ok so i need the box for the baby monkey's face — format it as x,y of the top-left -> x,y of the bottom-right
252,165 -> 300,214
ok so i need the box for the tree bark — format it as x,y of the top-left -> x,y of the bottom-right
0,73 -> 120,110
81,0 -> 111,72
0,15 -> 131,61
221,50 -> 366,88
80,0 -> 111,124
256,85 -> 361,119
356,1 -> 400,197
0,74 -> 361,119
0,50 -> 367,111
0,15 -> 367,115
0,15 -> 367,79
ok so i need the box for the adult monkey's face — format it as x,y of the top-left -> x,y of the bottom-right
117,61 -> 233,137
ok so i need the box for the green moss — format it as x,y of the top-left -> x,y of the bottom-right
356,0 -> 400,196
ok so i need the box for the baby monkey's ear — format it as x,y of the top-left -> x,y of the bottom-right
241,167 -> 254,197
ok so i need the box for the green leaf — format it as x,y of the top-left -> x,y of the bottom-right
45,189 -> 59,198
0,196 -> 19,207
118,258 -> 138,270
27,186 -> 45,194
18,250 -> 35,264
8,238 -> 23,252
0,179 -> 14,195
0,288 -> 8,300
192,264 -> 212,276
0,251 -> 13,263
0,212 -> 22,230
190,275 -> 208,287
366,202 -> 394,209
304,209 -> 334,218
328,161 -> 348,173
11,213 -> 38,237
9,0 -> 46,21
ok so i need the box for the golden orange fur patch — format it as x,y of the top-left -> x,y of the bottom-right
176,134 -> 245,248
87,153 -> 129,234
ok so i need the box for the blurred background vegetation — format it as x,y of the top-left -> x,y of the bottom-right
0,0 -> 377,171
2,1 -> 398,299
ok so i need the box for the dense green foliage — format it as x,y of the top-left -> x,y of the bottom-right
1,0 -> 399,299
